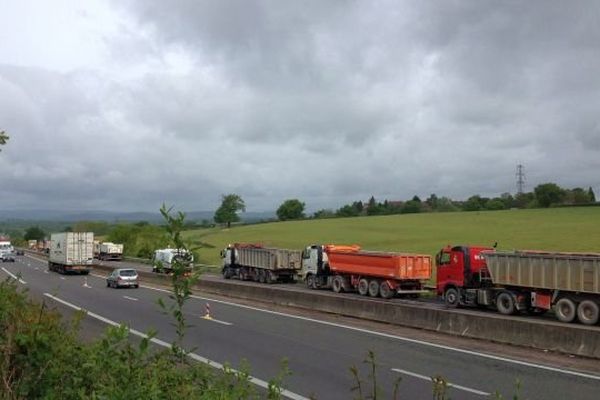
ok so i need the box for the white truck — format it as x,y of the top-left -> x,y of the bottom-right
152,248 -> 193,273
0,238 -> 14,259
48,232 -> 94,274
98,242 -> 124,261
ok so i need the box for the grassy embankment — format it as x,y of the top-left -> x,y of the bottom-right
184,207 -> 600,269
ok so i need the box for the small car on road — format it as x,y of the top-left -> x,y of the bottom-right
16,249 -> 24,256
106,268 -> 139,288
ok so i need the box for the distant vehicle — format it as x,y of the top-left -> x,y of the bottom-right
48,232 -> 94,274
1,252 -> 15,262
16,249 -> 24,256
106,268 -> 139,288
97,242 -> 124,261
0,239 -> 14,261
152,249 -> 193,273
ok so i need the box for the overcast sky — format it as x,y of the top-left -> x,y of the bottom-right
1,1 -> 599,213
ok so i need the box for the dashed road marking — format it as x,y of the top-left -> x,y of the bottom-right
42,293 -> 309,400
392,368 -> 490,396
2,267 -> 26,284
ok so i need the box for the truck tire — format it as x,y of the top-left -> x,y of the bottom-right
444,287 -> 460,308
379,281 -> 394,299
258,269 -> 266,283
555,298 -> 577,323
358,278 -> 369,296
243,268 -> 251,281
223,267 -> 231,279
306,274 -> 316,289
496,292 -> 516,315
368,280 -> 380,297
577,300 -> 599,325
332,276 -> 344,293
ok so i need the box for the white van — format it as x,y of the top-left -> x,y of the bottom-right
152,248 -> 193,273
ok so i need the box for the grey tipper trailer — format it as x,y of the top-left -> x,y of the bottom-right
483,250 -> 600,325
222,245 -> 302,283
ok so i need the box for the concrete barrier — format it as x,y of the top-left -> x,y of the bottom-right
92,264 -> 600,359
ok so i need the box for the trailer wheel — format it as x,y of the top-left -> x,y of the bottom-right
496,292 -> 516,315
444,287 -> 460,308
358,278 -> 369,296
368,280 -> 380,297
306,274 -> 316,289
258,269 -> 267,283
577,300 -> 599,325
332,276 -> 344,293
555,298 -> 577,323
379,281 -> 394,299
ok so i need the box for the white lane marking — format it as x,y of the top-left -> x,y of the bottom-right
60,277 -> 66,280
392,368 -> 490,396
34,267 -> 39,270
201,315 -> 233,326
140,284 -> 600,381
123,296 -> 139,301
42,293 -> 308,400
44,270 -> 49,274
1,267 -> 27,284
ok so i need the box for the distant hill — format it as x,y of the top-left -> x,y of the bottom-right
0,209 -> 276,224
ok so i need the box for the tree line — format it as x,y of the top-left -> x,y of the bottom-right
213,183 -> 597,226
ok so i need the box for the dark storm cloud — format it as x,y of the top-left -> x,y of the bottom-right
1,1 -> 599,212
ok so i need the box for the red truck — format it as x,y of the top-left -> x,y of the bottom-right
436,245 -> 600,325
302,244 -> 432,298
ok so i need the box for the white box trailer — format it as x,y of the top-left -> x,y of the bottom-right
48,232 -> 94,274
98,242 -> 124,261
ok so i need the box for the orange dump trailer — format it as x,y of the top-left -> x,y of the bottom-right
325,245 -> 432,281
302,244 -> 432,299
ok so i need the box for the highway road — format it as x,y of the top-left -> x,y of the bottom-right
3,254 -> 600,400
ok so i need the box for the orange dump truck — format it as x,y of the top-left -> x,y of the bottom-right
301,244 -> 432,298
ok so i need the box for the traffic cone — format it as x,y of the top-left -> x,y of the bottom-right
203,303 -> 212,320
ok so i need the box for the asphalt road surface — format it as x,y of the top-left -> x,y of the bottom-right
3,255 -> 600,400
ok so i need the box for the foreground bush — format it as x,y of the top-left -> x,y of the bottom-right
0,280 -> 282,400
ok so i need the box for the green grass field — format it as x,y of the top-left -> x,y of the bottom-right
184,207 -> 600,267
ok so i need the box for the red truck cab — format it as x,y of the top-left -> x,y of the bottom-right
436,245 -> 494,307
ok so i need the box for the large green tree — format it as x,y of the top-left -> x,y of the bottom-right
214,194 -> 245,228
276,199 -> 305,221
534,183 -> 565,208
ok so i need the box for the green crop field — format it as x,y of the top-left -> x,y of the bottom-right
184,207 -> 600,267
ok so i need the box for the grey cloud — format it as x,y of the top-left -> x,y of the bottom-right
1,1 -> 600,213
